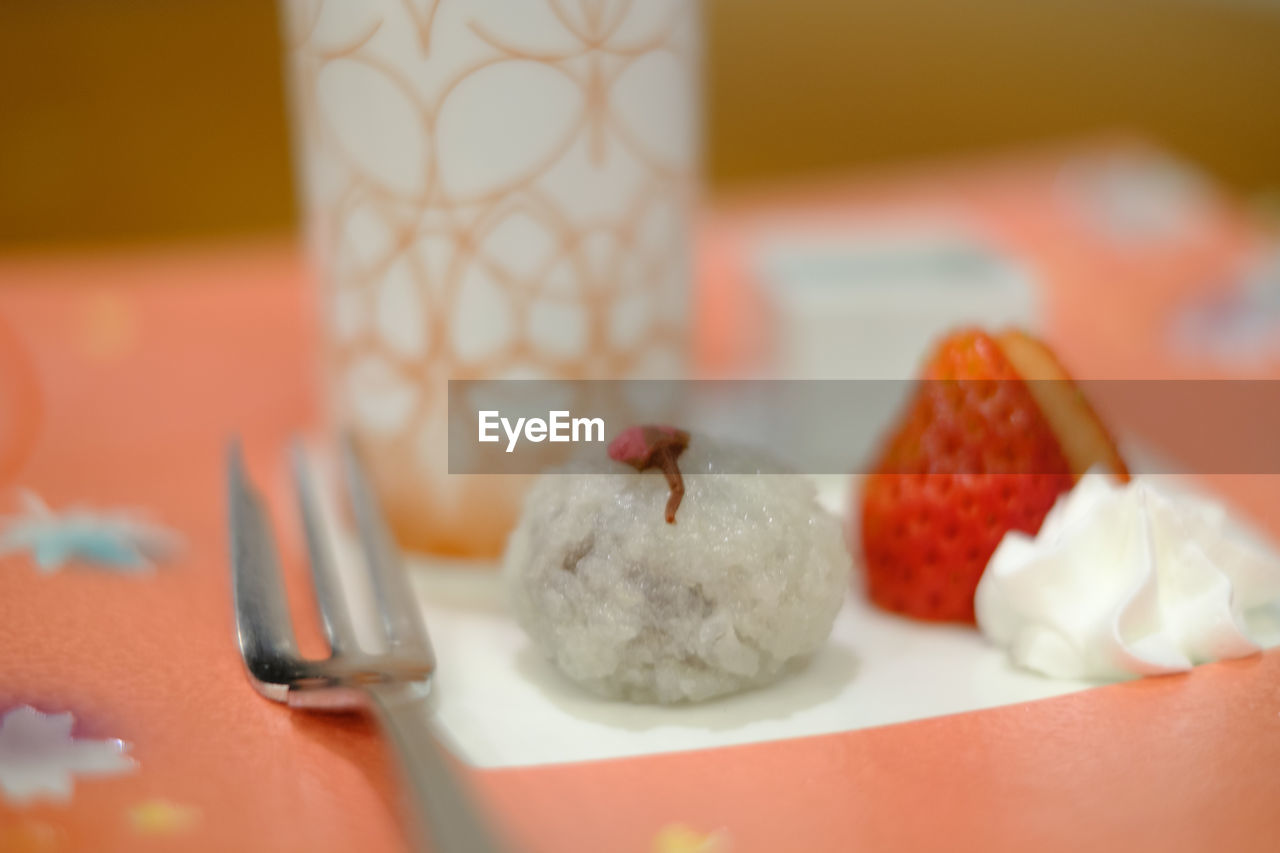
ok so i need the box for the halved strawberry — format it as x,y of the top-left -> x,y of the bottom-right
995,329 -> 1129,481
859,329 -> 1126,622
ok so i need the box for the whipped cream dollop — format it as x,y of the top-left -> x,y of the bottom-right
976,473 -> 1280,680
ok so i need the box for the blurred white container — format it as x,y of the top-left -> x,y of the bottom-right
756,227 -> 1040,380
753,226 -> 1041,470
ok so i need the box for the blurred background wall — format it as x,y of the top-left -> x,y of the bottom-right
2,0 -> 1278,247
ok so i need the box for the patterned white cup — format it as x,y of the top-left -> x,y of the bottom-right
280,0 -> 699,556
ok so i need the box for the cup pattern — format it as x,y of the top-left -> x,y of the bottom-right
281,0 -> 698,553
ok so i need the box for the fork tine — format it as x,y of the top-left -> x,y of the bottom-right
227,440 -> 300,695
290,441 -> 361,656
339,433 -> 435,661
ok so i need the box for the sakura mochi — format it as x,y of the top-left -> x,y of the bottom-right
503,427 -> 849,704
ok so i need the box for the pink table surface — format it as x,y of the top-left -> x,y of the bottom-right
3,144 -> 1280,852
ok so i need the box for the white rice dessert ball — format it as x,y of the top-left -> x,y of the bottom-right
503,432 -> 849,703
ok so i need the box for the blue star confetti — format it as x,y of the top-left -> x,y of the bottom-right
0,491 -> 181,573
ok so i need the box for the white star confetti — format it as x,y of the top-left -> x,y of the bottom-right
0,706 -> 137,804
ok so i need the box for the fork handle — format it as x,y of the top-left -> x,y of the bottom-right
366,683 -> 513,853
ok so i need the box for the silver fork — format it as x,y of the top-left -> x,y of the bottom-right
227,437 -> 512,853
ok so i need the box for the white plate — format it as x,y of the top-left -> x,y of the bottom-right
399,476 -> 1097,768
320,459 -> 1276,768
